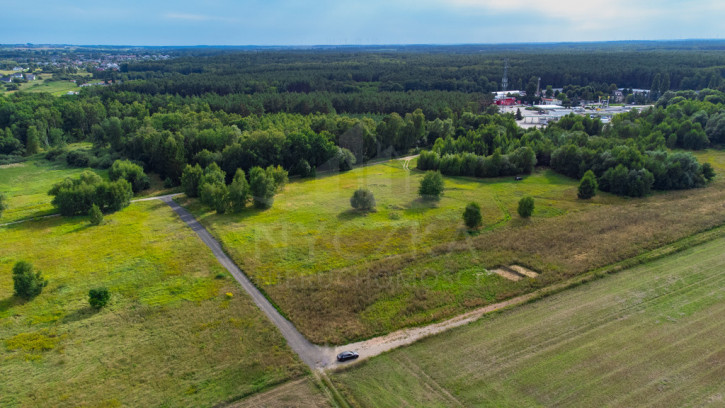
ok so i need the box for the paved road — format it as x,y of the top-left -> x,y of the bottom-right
159,195 -> 332,369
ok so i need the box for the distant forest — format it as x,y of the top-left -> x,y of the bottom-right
1,41 -> 725,202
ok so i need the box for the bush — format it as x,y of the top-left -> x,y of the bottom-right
89,204 -> 103,225
294,158 -> 313,178
88,287 -> 110,309
463,202 -> 482,229
65,150 -> 91,167
417,150 -> 440,171
578,170 -> 598,199
518,196 -> 535,218
419,171 -> 444,200
12,261 -> 47,299
0,192 -> 6,217
350,188 -> 376,211
337,148 -> 356,172
702,162 -> 715,181
109,159 -> 150,193
266,165 -> 289,191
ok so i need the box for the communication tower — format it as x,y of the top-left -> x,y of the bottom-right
501,59 -> 509,92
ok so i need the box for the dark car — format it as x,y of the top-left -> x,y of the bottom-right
515,176 -> 523,181
336,351 -> 359,362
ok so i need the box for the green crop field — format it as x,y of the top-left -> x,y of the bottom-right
332,235 -> 725,407
0,201 -> 306,407
181,151 -> 725,344
0,158 -> 107,224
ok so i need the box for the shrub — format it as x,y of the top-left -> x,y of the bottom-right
417,150 -> 440,171
702,162 -> 715,181
266,165 -> 289,191
0,191 -> 6,217
12,261 -> 47,299
89,204 -> 103,225
463,202 -> 482,229
88,287 -> 110,309
419,171 -> 444,200
350,188 -> 376,211
294,158 -> 313,178
337,147 -> 356,172
518,196 -> 535,218
109,159 -> 150,193
578,170 -> 598,199
65,150 -> 91,167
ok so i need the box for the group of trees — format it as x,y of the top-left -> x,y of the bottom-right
48,171 -> 133,216
417,147 -> 537,179
182,162 -> 288,213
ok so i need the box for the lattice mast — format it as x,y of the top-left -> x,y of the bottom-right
501,59 -> 509,92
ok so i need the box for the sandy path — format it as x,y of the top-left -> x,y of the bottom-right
325,292 -> 538,368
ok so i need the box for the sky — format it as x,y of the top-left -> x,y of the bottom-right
2,0 -> 724,46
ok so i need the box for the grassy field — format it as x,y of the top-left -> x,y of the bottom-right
182,151 -> 725,344
0,159 -> 107,224
332,235 -> 725,407
0,201 -> 306,407
1,73 -> 81,96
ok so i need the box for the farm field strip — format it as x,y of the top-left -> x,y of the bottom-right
331,236 -> 725,407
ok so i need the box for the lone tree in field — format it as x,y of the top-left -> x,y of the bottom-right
350,188 -> 376,212
518,196 -> 535,218
89,204 -> 103,226
578,170 -> 598,199
463,202 -> 482,230
515,108 -> 523,121
88,287 -> 111,309
12,261 -> 47,299
419,171 -> 444,200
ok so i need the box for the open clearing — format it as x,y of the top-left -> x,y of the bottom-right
0,157 -> 106,224
332,235 -> 725,407
182,150 -> 725,344
0,201 -> 306,407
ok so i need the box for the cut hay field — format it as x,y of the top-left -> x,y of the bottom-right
0,159 -> 107,224
0,201 -> 306,407
332,235 -> 725,407
183,151 -> 725,344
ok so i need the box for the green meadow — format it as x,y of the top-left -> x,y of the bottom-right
333,235 -> 725,407
182,152 -> 725,344
0,201 -> 306,407
0,159 -> 107,224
